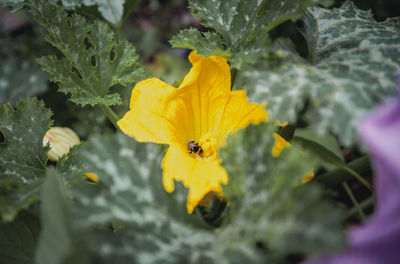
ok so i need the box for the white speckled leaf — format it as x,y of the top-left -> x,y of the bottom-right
242,1 -> 400,146
62,133 -> 216,263
49,0 -> 125,24
0,97 -> 53,221
0,59 -> 48,105
0,0 -> 24,11
30,0 -> 144,107
218,124 -> 345,261
171,0 -> 331,66
51,127 -> 344,263
189,0 -> 332,49
170,28 -> 231,58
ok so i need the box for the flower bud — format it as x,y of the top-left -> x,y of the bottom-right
43,127 -> 80,161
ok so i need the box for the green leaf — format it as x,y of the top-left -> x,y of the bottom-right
219,124 -> 345,261
189,0 -> 332,48
242,1 -> 400,146
50,0 -> 125,24
35,169 -> 90,264
0,210 -> 40,264
293,129 -> 372,190
303,0 -> 400,146
294,129 -> 344,162
0,97 -> 53,221
30,0 -> 144,107
61,133 -> 215,263
172,0 -> 331,67
0,0 -> 24,11
53,127 -> 344,263
170,28 -> 231,58
0,58 -> 48,105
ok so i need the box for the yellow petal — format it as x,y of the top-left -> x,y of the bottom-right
216,90 -> 268,143
85,172 -> 99,183
272,133 -> 291,157
162,145 -> 228,213
274,120 -> 288,127
302,171 -> 315,183
170,51 -> 231,141
117,78 -> 181,144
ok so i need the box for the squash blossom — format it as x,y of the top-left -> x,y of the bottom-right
43,127 -> 80,161
118,51 -> 268,213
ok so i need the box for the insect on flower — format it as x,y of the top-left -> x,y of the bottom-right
187,140 -> 204,158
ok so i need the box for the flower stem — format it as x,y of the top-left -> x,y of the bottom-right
342,181 -> 366,221
345,196 -> 374,220
342,165 -> 373,191
100,105 -> 120,130
314,155 -> 372,188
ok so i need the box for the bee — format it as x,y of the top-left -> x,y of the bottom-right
187,140 -> 204,158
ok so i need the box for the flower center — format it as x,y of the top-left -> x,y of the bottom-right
187,133 -> 218,160
198,133 -> 217,160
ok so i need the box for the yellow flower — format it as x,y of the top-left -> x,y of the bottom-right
85,172 -> 100,183
302,171 -> 315,183
117,51 -> 267,213
272,133 -> 291,157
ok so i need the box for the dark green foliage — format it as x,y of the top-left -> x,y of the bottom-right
35,169 -> 90,264
0,97 -> 52,221
30,0 -> 144,107
0,59 -> 48,105
40,127 -> 345,263
171,0 -> 332,67
0,210 -> 40,264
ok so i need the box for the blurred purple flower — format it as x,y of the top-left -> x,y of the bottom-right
304,89 -> 400,264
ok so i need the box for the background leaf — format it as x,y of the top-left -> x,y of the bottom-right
0,210 -> 40,264
170,28 -> 231,58
0,59 -> 48,105
171,0 -> 332,67
0,97 -> 52,221
48,125 -> 345,263
0,0 -> 24,11
219,124 -> 345,262
35,169 -> 90,264
50,0 -> 126,24
241,1 -> 400,146
60,133 -> 216,264
30,0 -> 144,107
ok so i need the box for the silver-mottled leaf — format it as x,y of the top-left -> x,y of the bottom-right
0,59 -> 48,105
242,1 -> 400,146
0,97 -> 53,221
174,0 -> 331,67
189,0 -> 332,49
64,133 -> 215,263
50,0 -> 125,24
55,127 -> 345,263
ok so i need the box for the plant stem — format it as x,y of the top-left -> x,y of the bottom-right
342,165 -> 373,191
100,105 -> 120,130
315,156 -> 372,188
342,181 -> 366,221
345,196 -> 374,220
